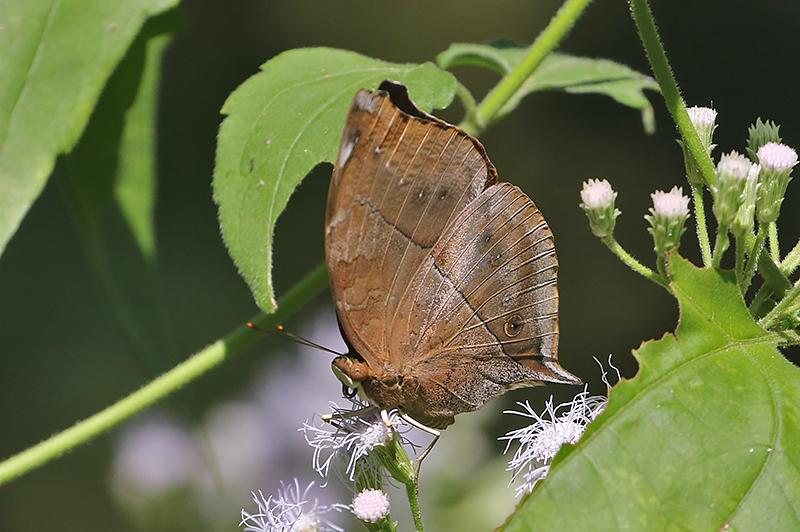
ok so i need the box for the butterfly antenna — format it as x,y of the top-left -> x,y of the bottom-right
247,322 -> 344,356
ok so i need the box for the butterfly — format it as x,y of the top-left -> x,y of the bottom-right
325,80 -> 581,433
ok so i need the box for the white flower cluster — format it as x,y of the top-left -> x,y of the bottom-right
351,488 -> 391,523
240,480 -> 344,532
758,142 -> 798,173
501,390 -> 608,497
580,178 -> 615,210
302,401 -> 408,483
686,105 -> 717,132
650,186 -> 690,219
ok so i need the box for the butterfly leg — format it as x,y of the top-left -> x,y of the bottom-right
321,404 -> 376,423
400,412 -> 441,484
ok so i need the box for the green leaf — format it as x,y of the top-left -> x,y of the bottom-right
0,0 -> 178,259
62,12 -> 176,262
214,47 -> 455,312
437,40 -> 526,75
437,43 -> 659,133
114,27 -> 173,261
503,255 -> 800,531
60,12 -> 178,367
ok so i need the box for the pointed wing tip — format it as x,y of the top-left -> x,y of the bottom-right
543,360 -> 583,385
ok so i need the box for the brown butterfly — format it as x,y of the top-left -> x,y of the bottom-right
325,80 -> 581,433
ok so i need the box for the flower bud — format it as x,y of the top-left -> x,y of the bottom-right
746,118 -> 782,163
351,489 -> 391,523
580,179 -> 621,238
686,106 -> 718,151
731,164 -> 760,239
645,186 -> 690,255
679,106 -> 718,185
756,142 -> 798,223
712,151 -> 752,227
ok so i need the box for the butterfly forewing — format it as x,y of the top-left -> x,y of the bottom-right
326,84 -> 494,370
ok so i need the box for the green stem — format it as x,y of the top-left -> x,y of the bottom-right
407,480 -> 425,532
711,224 -> 729,268
454,80 -> 481,134
735,236 -> 746,291
0,262 -> 329,487
768,221 -> 780,262
758,245 -> 791,297
629,0 -> 716,186
749,284 -> 773,319
780,237 -> 800,275
466,0 -> 595,135
601,236 -> 670,289
761,277 -> 800,329
775,329 -> 800,346
742,228 -> 765,295
655,253 -> 668,280
691,184 -> 712,267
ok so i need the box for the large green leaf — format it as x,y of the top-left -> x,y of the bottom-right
503,255 -> 800,531
114,26 -> 173,262
214,47 -> 455,312
0,0 -> 178,258
60,12 -> 177,367
62,12 -> 176,262
437,43 -> 659,133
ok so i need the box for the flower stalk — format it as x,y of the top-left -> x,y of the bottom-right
691,184 -> 713,267
0,262 -> 330,487
628,0 -> 716,186
461,0 -> 595,135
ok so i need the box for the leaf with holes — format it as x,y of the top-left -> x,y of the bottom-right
214,47 -> 455,312
501,255 -> 800,532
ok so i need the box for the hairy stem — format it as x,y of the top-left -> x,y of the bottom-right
454,80 -> 481,133
629,0 -> 716,186
768,221 -> 780,262
735,236 -> 747,291
465,0 -> 595,135
407,480 -> 425,532
711,224 -> 730,268
761,277 -> 800,329
691,184 -> 712,267
780,237 -> 800,275
742,228 -> 766,295
601,236 -> 670,289
0,262 -> 329,487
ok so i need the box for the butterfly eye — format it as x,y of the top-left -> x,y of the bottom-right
350,364 -> 367,379
504,315 -> 524,337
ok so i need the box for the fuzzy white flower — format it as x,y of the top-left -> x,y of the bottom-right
713,152 -> 753,226
686,106 -> 717,131
755,142 -> 797,223
351,488 -> 391,523
580,179 -> 620,238
716,151 -> 752,183
651,186 -> 690,219
240,479 -> 344,532
757,142 -> 798,172
501,390 -> 607,496
302,401 -> 408,483
580,179 -> 615,209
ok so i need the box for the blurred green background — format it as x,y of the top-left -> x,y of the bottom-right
2,1 -> 800,530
